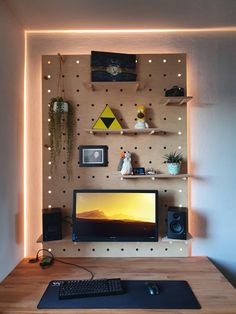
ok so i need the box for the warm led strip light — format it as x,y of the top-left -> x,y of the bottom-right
26,27 -> 236,34
24,32 -> 28,257
23,25 -> 236,256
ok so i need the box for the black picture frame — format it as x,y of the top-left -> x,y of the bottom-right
79,145 -> 108,167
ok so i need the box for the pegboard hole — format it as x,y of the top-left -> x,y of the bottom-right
164,190 -> 168,193
165,248 -> 168,251
76,89 -> 80,92
91,104 -> 94,107
149,147 -> 152,149
62,74 -> 65,78
63,176 -> 66,179
149,161 -> 152,164
136,248 -> 139,251
76,74 -> 80,77
77,104 -> 80,107
77,118 -> 80,121
77,176 -> 80,179
62,205 -> 66,208
149,74 -> 152,77
150,248 -> 154,251
77,133 -> 80,136
92,176 -> 95,179
120,103 -> 123,107
63,147 -> 66,150
106,248 -> 110,252
77,248 -> 80,251
120,118 -> 123,121
120,147 -> 123,150
92,248 -> 95,252
91,118 -> 95,121
105,89 -> 108,92
121,248 -> 124,251
63,248 -> 66,252
149,118 -> 152,121
163,117 -> 167,120
63,161 -> 66,164
106,175 -> 110,179
163,146 -> 167,149
163,74 -> 167,77
134,147 -> 137,150
164,88 -> 166,91
149,103 -> 152,107
120,89 -> 123,92
63,190 -> 66,194
149,88 -> 152,92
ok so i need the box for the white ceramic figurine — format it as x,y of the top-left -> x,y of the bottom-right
120,151 -> 132,175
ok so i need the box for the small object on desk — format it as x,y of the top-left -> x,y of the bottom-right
146,282 -> 160,295
59,278 -> 124,299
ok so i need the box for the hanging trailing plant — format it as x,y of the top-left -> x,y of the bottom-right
47,54 -> 75,179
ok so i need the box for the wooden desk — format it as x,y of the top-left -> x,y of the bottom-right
0,257 -> 235,314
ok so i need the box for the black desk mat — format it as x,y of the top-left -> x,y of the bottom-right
37,280 -> 201,309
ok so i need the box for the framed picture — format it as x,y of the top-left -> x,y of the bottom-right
79,145 -> 108,167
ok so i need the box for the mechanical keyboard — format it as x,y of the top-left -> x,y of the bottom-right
59,278 -> 124,299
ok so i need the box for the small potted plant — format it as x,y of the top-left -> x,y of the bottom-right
48,96 -> 74,179
163,151 -> 183,175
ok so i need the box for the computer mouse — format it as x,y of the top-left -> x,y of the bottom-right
146,282 -> 159,295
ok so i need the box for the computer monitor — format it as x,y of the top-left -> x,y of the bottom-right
72,189 -> 158,242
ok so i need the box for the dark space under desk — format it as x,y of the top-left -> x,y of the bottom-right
0,257 -> 236,314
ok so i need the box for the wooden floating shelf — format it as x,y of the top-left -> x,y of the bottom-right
159,96 -> 193,106
37,234 -> 190,244
84,81 -> 143,91
85,128 -> 164,135
161,234 -> 192,242
121,174 -> 190,180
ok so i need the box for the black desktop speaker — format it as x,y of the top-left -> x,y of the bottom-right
167,207 -> 188,240
43,208 -> 62,241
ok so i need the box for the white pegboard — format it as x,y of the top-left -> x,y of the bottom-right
42,53 -> 190,257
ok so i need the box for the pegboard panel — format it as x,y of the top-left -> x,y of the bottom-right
42,53 -> 189,257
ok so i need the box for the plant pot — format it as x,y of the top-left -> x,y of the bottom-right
167,163 -> 181,175
53,101 -> 68,112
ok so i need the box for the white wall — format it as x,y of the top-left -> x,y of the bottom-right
26,31 -> 236,286
0,0 -> 24,282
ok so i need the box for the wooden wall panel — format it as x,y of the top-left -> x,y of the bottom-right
42,53 -> 190,257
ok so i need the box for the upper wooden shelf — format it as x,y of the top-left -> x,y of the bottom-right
84,81 -> 143,91
121,174 -> 190,180
159,96 -> 193,106
85,128 -> 164,135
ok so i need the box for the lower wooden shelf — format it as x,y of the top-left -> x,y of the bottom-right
121,174 -> 190,180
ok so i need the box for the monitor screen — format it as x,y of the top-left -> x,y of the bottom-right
72,190 -> 158,242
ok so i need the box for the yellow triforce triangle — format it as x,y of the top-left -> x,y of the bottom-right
92,105 -> 122,130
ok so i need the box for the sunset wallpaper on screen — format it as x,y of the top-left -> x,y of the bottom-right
75,192 -> 156,223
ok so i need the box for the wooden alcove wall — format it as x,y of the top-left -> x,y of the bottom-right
42,53 -> 190,257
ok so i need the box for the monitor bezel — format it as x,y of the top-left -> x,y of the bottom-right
72,189 -> 158,242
